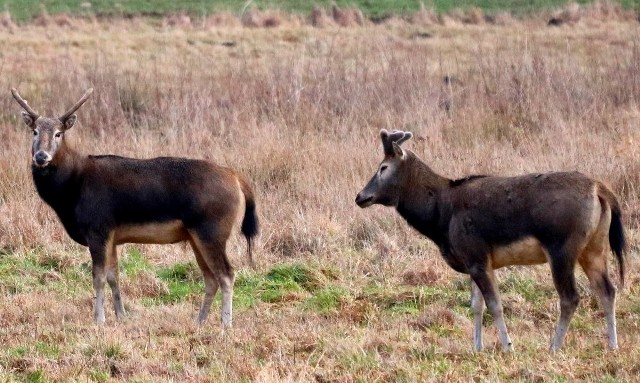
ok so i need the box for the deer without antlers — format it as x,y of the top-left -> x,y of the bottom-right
355,129 -> 626,352
11,87 -> 259,327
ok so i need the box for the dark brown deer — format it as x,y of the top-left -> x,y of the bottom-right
11,87 -> 259,327
355,129 -> 626,352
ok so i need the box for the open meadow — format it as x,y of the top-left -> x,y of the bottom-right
1,3 -> 640,382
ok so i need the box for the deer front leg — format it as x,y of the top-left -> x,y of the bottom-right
106,243 -> 125,319
89,239 -> 108,324
471,267 -> 513,352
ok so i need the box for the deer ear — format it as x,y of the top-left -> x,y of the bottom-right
392,142 -> 405,159
21,111 -> 35,128
61,114 -> 77,131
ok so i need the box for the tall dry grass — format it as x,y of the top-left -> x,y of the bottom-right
1,17 -> 638,254
0,12 -> 639,382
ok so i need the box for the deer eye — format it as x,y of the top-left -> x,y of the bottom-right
380,165 -> 388,173
54,132 -> 62,138
33,130 -> 38,136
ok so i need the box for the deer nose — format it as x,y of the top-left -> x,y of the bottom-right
355,193 -> 373,207
34,151 -> 51,166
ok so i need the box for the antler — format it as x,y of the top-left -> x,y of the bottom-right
10,88 -> 40,119
380,129 -> 414,155
394,130 -> 413,146
59,88 -> 94,121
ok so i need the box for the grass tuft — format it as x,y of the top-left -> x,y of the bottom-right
304,286 -> 350,313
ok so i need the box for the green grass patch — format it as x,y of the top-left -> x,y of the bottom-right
104,342 -> 126,360
408,346 -> 437,361
266,263 -> 326,291
231,263 -> 336,309
501,275 -> 540,302
233,272 -> 263,309
258,277 -> 303,303
0,248 -> 92,296
34,341 -> 60,358
569,312 -> 595,332
387,299 -> 422,315
7,346 -> 28,358
4,0 -> 639,22
257,263 -> 315,303
157,261 -> 200,283
142,262 -> 333,308
88,370 -> 109,383
500,274 -> 553,303
25,370 -> 45,383
363,284 -> 467,315
0,250 -> 50,294
304,286 -> 349,313
339,350 -> 379,374
142,262 -> 203,305
149,280 -> 202,305
121,247 -> 151,277
429,324 -> 461,338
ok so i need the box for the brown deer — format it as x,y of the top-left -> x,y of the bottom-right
11,87 -> 258,327
355,129 -> 626,352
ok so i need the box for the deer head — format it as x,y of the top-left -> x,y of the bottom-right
355,129 -> 413,208
11,88 -> 93,168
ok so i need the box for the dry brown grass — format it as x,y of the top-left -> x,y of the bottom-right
0,11 -> 639,382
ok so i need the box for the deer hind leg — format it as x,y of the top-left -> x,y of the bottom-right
471,279 -> 485,352
189,229 -> 235,329
106,242 -> 125,319
580,198 -> 618,350
580,247 -> 618,349
217,263 -> 235,330
188,236 -> 220,325
547,240 -> 583,352
470,267 -> 513,352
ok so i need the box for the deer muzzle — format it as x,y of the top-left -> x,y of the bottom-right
355,192 -> 374,208
33,150 -> 52,167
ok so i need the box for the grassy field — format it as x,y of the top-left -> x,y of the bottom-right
2,0 -> 640,21
1,5 -> 640,383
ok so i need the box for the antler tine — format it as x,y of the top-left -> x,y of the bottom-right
388,130 -> 406,142
59,88 -> 94,121
10,88 -> 39,118
396,131 -> 413,146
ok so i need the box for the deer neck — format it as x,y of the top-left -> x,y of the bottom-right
396,154 -> 451,247
31,141 -> 85,211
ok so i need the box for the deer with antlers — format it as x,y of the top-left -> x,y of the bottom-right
356,129 -> 626,352
11,87 -> 258,327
